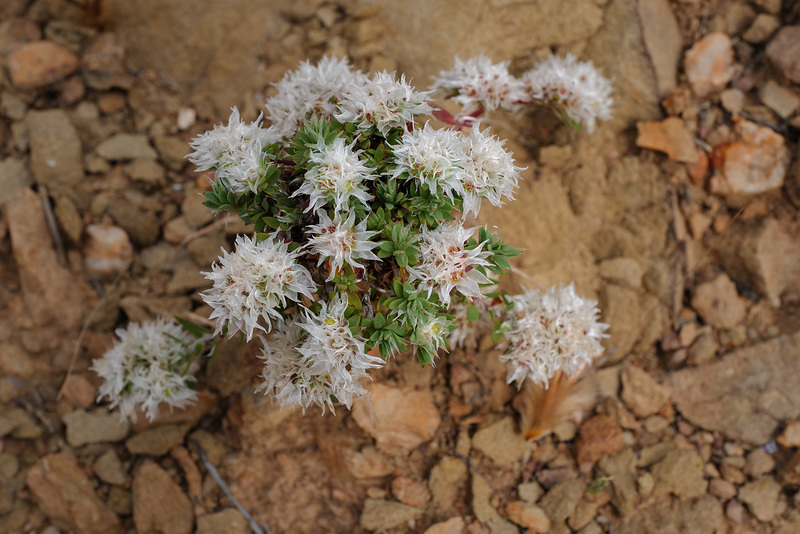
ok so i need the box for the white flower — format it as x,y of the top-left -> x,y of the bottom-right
414,314 -> 451,355
296,296 -> 385,411
520,54 -> 613,133
499,284 -> 609,389
306,210 -> 379,279
92,318 -> 203,423
390,123 -> 466,200
408,222 -> 492,307
447,295 -> 500,350
459,126 -> 522,217
433,55 -> 524,115
202,234 -> 316,341
188,107 -> 281,193
266,56 -> 367,140
336,70 -> 433,134
291,136 -> 376,214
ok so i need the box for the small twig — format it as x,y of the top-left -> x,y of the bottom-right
38,185 -> 67,266
510,266 -> 546,291
57,271 -> 123,402
191,438 -> 270,534
14,396 -> 58,433
180,218 -> 229,246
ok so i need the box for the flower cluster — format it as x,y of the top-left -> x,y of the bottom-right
91,318 -> 207,422
499,284 -> 609,389
434,54 -> 613,132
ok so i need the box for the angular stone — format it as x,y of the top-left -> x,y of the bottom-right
620,366 -> 669,418
126,424 -> 189,456
391,477 -> 431,507
684,32 -> 734,97
471,474 -> 517,534
27,453 -> 122,534
597,448 -> 638,518
359,499 -> 421,531
63,410 -> 130,447
690,274 -> 747,329
93,449 -> 129,485
766,25 -> 800,84
538,478 -> 586,532
26,109 -> 83,188
133,462 -> 193,534
709,118 -> 791,197
6,41 -> 79,89
352,383 -> 440,454
738,476 -> 782,521
615,494 -> 723,534
472,417 -> 528,466
96,133 -> 158,161
575,415 -> 624,465
0,157 -> 32,206
638,0 -> 682,97
668,332 -> 800,445
429,456 -> 467,518
424,517 -> 466,534
777,420 -> 800,448
344,446 -> 393,479
196,509 -> 250,534
743,14 -> 780,44
636,117 -> 698,163
505,501 -> 550,533
651,448 -> 708,500
83,224 -> 134,279
82,33 -> 134,90
744,448 -> 776,477
759,80 -> 800,119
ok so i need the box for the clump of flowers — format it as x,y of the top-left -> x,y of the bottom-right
91,54 -> 613,420
433,54 -> 613,132
499,284 -> 609,388
91,318 -> 210,422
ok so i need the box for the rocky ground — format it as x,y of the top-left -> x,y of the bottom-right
1,0 -> 800,533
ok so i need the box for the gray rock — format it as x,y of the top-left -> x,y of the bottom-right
668,332 -> 800,445
738,476 -> 782,521
26,109 -> 84,189
359,498 -> 421,531
63,410 -> 130,447
0,158 -> 32,206
96,133 -> 157,161
125,424 -> 189,456
651,449 -> 708,500
472,417 -> 528,467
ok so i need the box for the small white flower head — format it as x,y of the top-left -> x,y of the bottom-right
447,295 -> 499,350
520,54 -> 613,133
266,56 -> 367,139
336,70 -> 433,135
291,136 -> 376,214
499,284 -> 609,389
433,55 -> 524,115
459,126 -> 523,217
296,295 -> 385,411
409,222 -> 492,307
256,320 -> 336,413
414,314 -> 451,355
202,234 -> 316,341
306,210 -> 379,280
188,108 -> 281,193
92,318 -> 202,423
390,123 -> 466,200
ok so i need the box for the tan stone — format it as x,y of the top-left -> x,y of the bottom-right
6,41 -> 79,89
684,32 -> 734,96
133,462 -> 193,534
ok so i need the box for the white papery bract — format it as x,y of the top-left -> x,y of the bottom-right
266,56 -> 367,140
306,210 -> 379,279
520,54 -> 613,133
409,222 -> 492,307
92,318 -> 201,423
500,284 -> 608,389
391,123 -> 466,200
336,70 -> 433,135
433,55 -> 524,116
202,234 -> 316,341
187,108 -> 281,194
459,126 -> 522,217
296,296 -> 385,412
292,137 -> 375,214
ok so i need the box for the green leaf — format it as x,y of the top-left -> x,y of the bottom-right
466,304 -> 480,323
176,317 -> 209,339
